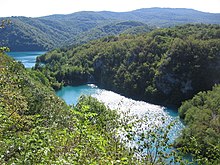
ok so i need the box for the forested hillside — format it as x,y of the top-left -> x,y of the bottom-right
36,24 -> 220,107
1,8 -> 220,51
177,85 -> 220,163
0,17 -> 150,51
64,21 -> 153,47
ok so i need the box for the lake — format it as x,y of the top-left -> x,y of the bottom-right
7,51 -> 46,68
56,84 -> 184,145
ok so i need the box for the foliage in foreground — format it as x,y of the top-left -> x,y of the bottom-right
0,53 -> 187,164
176,85 -> 220,164
0,53 -> 128,164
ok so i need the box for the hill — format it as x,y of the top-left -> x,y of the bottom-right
1,8 -> 220,51
36,24 -> 220,107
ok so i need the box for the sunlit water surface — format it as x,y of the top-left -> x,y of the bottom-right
56,84 -> 184,144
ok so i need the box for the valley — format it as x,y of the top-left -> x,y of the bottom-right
1,7 -> 220,164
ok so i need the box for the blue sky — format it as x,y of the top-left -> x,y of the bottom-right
1,0 -> 220,17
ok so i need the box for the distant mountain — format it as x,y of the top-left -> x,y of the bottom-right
103,8 -> 220,26
0,18 -> 148,51
0,8 -> 220,51
64,21 -> 153,47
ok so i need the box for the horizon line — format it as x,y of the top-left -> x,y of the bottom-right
1,7 -> 219,18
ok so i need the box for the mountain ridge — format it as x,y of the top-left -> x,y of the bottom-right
1,8 -> 220,51
40,8 -> 220,18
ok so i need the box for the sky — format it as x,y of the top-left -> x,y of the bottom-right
0,0 -> 220,17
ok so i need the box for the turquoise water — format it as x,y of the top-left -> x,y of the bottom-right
56,84 -> 100,105
56,84 -> 184,144
7,51 -> 46,68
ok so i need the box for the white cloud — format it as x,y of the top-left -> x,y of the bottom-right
0,0 -> 219,17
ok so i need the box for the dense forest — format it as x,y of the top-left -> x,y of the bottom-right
1,8 -> 220,51
176,85 -> 220,164
0,51 -> 190,164
0,17 -> 150,51
36,24 -> 220,107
